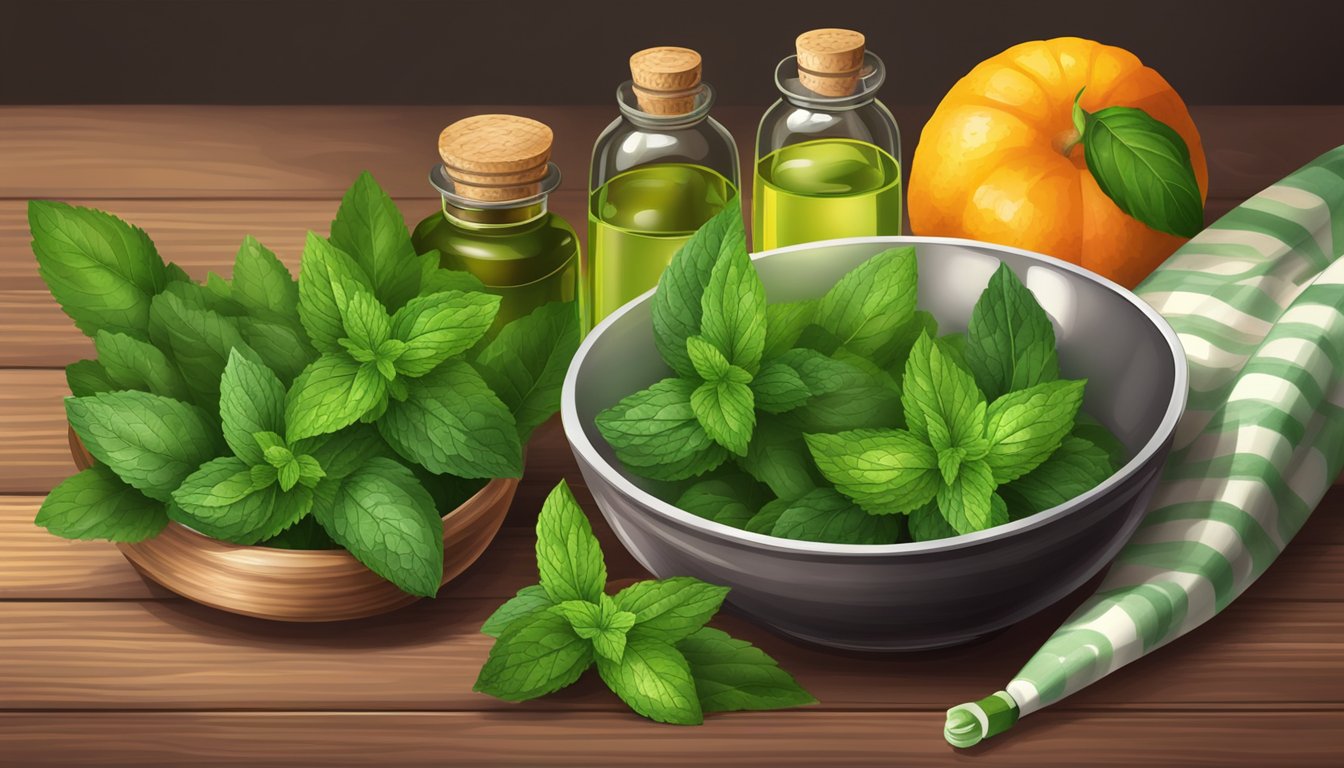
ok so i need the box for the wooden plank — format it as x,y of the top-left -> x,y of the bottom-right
5,482 -> 1340,602
0,593 -> 1340,712
0,106 -> 1338,201
0,193 -> 590,290
0,710 -> 1340,767
0,196 -> 1244,368
0,369 -> 76,494
0,505 -> 641,603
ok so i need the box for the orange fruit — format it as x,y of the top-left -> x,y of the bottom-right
908,37 -> 1209,288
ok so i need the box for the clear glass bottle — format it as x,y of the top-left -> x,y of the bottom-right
587,46 -> 741,331
754,29 -> 902,252
412,115 -> 579,336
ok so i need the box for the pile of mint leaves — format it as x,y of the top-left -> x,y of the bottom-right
595,209 -> 1125,543
32,172 -> 579,596
474,480 -> 814,724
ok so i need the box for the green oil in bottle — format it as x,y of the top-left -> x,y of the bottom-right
586,163 -> 738,328
412,201 -> 579,337
752,138 -> 902,252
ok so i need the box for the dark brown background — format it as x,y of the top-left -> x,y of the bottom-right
1,0 -> 1341,105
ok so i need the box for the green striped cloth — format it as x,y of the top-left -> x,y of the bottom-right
946,145 -> 1344,748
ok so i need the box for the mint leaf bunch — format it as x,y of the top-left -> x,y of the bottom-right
593,212 -> 1123,544
474,481 -> 815,724
33,172 -> 580,597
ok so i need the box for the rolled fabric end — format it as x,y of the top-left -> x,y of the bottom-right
944,691 -> 1020,748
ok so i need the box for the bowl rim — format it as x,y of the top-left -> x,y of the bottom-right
562,235 -> 1189,556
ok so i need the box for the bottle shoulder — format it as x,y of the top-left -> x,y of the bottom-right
756,98 -> 901,159
590,113 -> 741,190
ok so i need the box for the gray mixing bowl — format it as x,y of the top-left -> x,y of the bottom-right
562,236 -> 1187,651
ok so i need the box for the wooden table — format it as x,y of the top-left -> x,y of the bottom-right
1,105 -> 1342,767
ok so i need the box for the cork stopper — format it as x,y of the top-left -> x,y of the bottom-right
629,46 -> 703,116
796,29 -> 866,97
437,114 -> 553,202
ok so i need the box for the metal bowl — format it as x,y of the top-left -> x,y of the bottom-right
562,236 -> 1187,651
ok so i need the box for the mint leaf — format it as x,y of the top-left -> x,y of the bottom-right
474,605 -> 594,702
390,290 -> 500,377
66,390 -> 222,502
738,416 -> 821,501
595,378 -> 728,482
481,584 -> 555,638
751,362 -> 810,415
814,247 -> 918,358
782,351 -> 903,432
762,299 -> 816,361
231,236 -> 299,321
805,429 -> 940,515
36,465 -> 167,542
676,627 -> 815,713
333,279 -> 392,355
935,459 -> 997,535
772,487 -> 905,544
147,290 -> 257,408
691,378 -> 755,457
92,330 -> 189,400
999,436 -> 1114,517
870,309 -> 938,369
219,350 -> 286,464
66,359 -> 117,397
964,264 -> 1059,401
984,379 -> 1085,483
744,497 -> 791,534
329,171 -> 422,310
686,335 -> 735,383
675,472 -> 768,528
1082,105 -> 1203,238
901,333 -> 987,449
237,316 -> 314,385
650,207 -> 746,378
419,258 -> 486,295
557,595 -> 638,663
312,457 -> 443,596
261,515 -> 336,550
171,457 -> 314,544
699,245 -> 766,374
475,301 -> 580,440
1072,414 -> 1127,469
379,359 -> 523,479
29,200 -> 168,338
292,423 -> 390,480
597,635 -> 703,725
615,576 -> 729,643
908,501 -> 958,542
536,479 -> 606,604
284,354 -> 388,442
297,233 -> 373,354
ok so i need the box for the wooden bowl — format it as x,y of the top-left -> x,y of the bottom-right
70,427 -> 519,622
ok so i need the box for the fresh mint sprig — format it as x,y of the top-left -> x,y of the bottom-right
592,206 -> 1124,544
474,481 -> 816,724
34,172 -> 581,597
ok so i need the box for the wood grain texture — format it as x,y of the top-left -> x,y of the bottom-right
1,106 -> 1339,201
1,710 -> 1341,767
0,591 -> 1341,712
5,493 -> 1343,602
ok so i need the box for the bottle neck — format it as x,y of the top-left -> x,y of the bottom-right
774,52 -> 887,112
442,197 -> 548,230
616,81 -> 717,130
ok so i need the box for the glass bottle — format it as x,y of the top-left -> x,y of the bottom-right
412,114 -> 579,337
587,46 -> 741,331
754,29 -> 903,252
